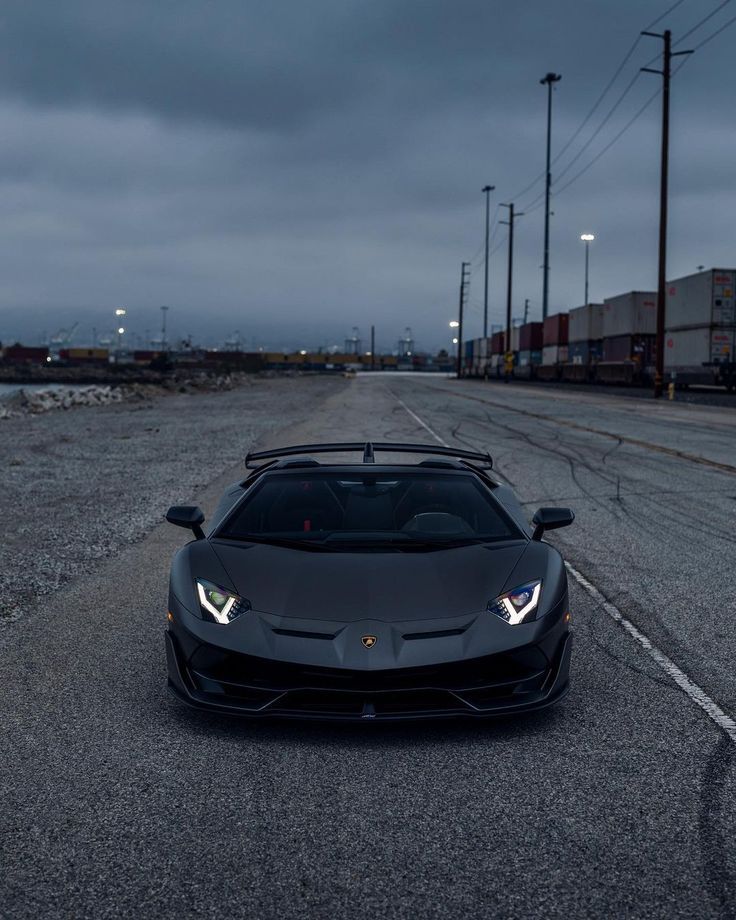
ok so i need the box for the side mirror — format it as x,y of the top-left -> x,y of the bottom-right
532,507 -> 574,541
166,505 -> 205,540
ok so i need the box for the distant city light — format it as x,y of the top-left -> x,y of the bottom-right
117,327 -> 125,335
299,349 -> 307,355
452,337 -> 458,345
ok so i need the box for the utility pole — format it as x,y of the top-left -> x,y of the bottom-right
482,184 -> 495,339
370,325 -> 375,370
524,299 -> 530,325
456,261 -> 470,379
540,72 -> 561,321
642,31 -> 691,397
500,204 -> 523,378
160,305 -> 169,353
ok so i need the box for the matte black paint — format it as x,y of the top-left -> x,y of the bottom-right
164,453 -> 573,720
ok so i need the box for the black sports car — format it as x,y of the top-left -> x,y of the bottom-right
164,442 -> 574,720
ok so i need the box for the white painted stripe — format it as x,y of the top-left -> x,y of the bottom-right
393,387 -> 736,745
566,563 -> 736,744
393,394 -> 450,447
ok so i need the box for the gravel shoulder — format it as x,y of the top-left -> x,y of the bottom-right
0,376 -> 343,622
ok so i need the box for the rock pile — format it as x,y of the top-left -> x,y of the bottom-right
0,373 -> 248,419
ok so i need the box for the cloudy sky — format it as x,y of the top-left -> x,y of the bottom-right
0,0 -> 733,352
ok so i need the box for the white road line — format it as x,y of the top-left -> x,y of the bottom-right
396,388 -> 736,745
393,393 -> 450,447
566,564 -> 736,744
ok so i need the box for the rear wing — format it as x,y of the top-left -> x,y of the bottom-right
245,441 -> 492,469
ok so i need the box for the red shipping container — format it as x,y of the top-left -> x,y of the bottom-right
543,313 -> 569,346
490,331 -> 505,355
519,322 -> 543,351
4,344 -> 49,364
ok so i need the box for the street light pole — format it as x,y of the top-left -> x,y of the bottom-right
580,234 -> 595,305
500,204 -> 523,379
540,72 -> 561,321
482,184 -> 495,339
456,262 -> 470,380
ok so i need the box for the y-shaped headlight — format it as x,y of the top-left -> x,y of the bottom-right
196,579 -> 251,624
487,580 -> 542,625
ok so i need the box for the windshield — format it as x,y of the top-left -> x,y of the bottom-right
218,470 -> 522,547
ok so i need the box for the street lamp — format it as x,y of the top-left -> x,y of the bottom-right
449,321 -> 460,369
580,233 -> 595,305
114,308 -> 126,361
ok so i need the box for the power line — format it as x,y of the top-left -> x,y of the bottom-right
674,0 -> 732,46
552,85 -> 662,197
505,0 -> 693,205
644,0 -> 692,29
689,5 -> 736,48
551,38 -> 642,168
553,70 -> 643,185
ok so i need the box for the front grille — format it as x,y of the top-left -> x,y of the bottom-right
185,642 -> 552,715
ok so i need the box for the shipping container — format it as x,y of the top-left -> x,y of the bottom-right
464,340 -> 473,359
511,326 -> 520,353
602,334 -> 655,365
665,268 -> 735,330
3,344 -> 49,364
567,340 -> 603,365
516,350 -> 542,368
602,291 -> 657,337
663,326 -> 735,386
569,303 -> 605,343
543,313 -> 569,346
519,322 -> 543,351
491,331 -> 505,355
60,347 -> 110,363
542,344 -> 568,365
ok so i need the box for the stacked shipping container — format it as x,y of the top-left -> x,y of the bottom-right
664,269 -> 735,384
542,313 -> 569,366
601,291 -> 656,366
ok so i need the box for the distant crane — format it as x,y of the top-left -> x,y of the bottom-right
224,330 -> 243,351
397,327 -> 414,357
344,326 -> 361,355
49,322 -> 79,347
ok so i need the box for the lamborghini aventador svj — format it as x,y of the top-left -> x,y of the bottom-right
164,442 -> 574,720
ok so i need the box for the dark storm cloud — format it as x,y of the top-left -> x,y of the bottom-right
0,0 -> 733,349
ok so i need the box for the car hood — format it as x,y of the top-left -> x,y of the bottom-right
209,539 -> 529,622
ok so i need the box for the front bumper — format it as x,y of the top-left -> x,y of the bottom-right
165,623 -> 572,721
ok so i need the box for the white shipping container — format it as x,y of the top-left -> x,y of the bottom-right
569,303 -> 604,343
511,326 -> 520,352
665,268 -> 735,330
542,344 -> 568,365
664,326 -> 735,369
602,291 -> 657,337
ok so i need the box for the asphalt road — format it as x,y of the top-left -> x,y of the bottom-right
2,374 -> 735,919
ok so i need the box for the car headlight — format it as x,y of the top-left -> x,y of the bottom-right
196,579 -> 251,624
487,580 -> 542,625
